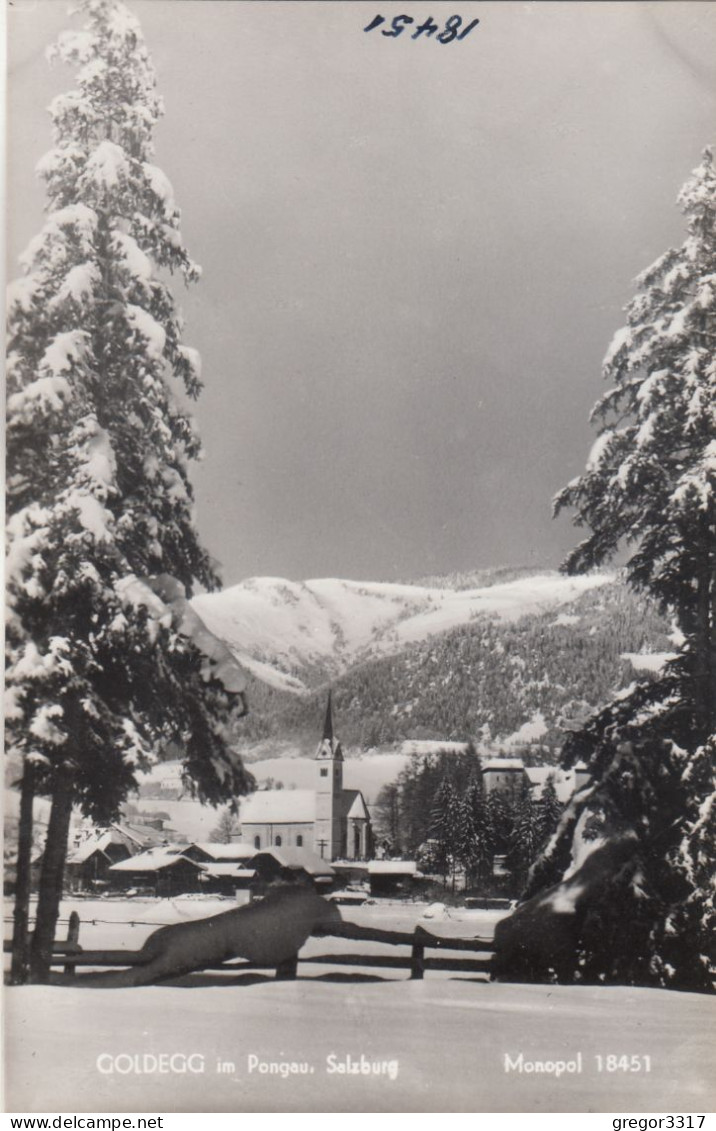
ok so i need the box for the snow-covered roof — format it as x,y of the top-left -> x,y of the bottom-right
482,759 -> 525,772
198,864 -> 256,879
120,821 -> 173,847
109,847 -> 194,872
192,841 -> 256,861
341,789 -> 369,820
239,789 -> 315,825
67,825 -> 142,863
67,831 -> 115,864
367,860 -> 417,875
525,765 -> 591,802
252,847 -> 334,876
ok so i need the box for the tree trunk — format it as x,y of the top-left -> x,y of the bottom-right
10,760 -> 36,985
29,765 -> 74,983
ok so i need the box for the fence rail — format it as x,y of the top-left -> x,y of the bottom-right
5,913 -> 496,982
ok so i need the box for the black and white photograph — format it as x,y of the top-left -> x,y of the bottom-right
4,0 -> 716,1116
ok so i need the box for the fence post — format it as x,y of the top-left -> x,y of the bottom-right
410,937 -> 425,980
275,953 -> 298,981
64,911 -> 80,977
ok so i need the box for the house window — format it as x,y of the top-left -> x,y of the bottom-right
254,835 -> 261,849
275,835 -> 282,847
320,768 -> 328,777
296,835 -> 303,847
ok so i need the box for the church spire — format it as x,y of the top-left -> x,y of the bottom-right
315,690 -> 343,761
322,690 -> 335,744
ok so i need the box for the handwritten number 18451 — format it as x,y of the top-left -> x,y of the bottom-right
364,14 -> 480,42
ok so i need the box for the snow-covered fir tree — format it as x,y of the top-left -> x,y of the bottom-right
555,147 -> 715,740
485,789 -> 513,855
521,149 -> 716,991
505,787 -> 539,895
459,778 -> 493,889
456,779 -> 479,886
536,775 -> 563,846
6,0 -> 253,981
430,778 -> 461,886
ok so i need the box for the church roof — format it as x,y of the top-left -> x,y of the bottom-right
239,789 -> 316,824
239,786 -> 369,826
341,789 -> 369,820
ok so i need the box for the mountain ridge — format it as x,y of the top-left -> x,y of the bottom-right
187,568 -> 673,768
192,569 -> 617,696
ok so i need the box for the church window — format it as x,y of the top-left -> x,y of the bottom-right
296,835 -> 303,847
254,836 -> 261,849
275,835 -> 282,847
320,768 -> 328,777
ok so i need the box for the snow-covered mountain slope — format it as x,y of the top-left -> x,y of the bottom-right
191,572 -> 615,695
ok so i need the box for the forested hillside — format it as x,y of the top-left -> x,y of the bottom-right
232,578 -> 672,757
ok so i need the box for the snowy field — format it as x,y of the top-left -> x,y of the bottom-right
4,897 -> 714,1113
4,895 -> 504,958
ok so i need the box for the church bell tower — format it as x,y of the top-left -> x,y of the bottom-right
314,692 -> 343,860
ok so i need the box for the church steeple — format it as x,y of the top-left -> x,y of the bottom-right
314,691 -> 343,860
315,690 -> 343,762
323,690 -> 334,742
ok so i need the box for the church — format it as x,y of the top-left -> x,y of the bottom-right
237,694 -> 372,862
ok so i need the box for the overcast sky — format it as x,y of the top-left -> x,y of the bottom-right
7,1 -> 716,585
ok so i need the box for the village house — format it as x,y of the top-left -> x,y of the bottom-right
250,847 -> 335,889
481,758 -> 527,804
106,840 -> 258,896
65,819 -> 181,892
109,846 -> 205,897
482,758 -> 590,802
181,842 -> 257,866
367,859 -> 418,897
181,842 -> 257,895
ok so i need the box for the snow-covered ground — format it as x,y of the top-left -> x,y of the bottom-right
3,896 -> 504,954
5,897 -> 714,1112
621,651 -> 676,673
5,980 -> 712,1113
191,572 -> 614,693
501,711 -> 548,748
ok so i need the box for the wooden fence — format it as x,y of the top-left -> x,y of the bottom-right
4,913 -> 496,982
